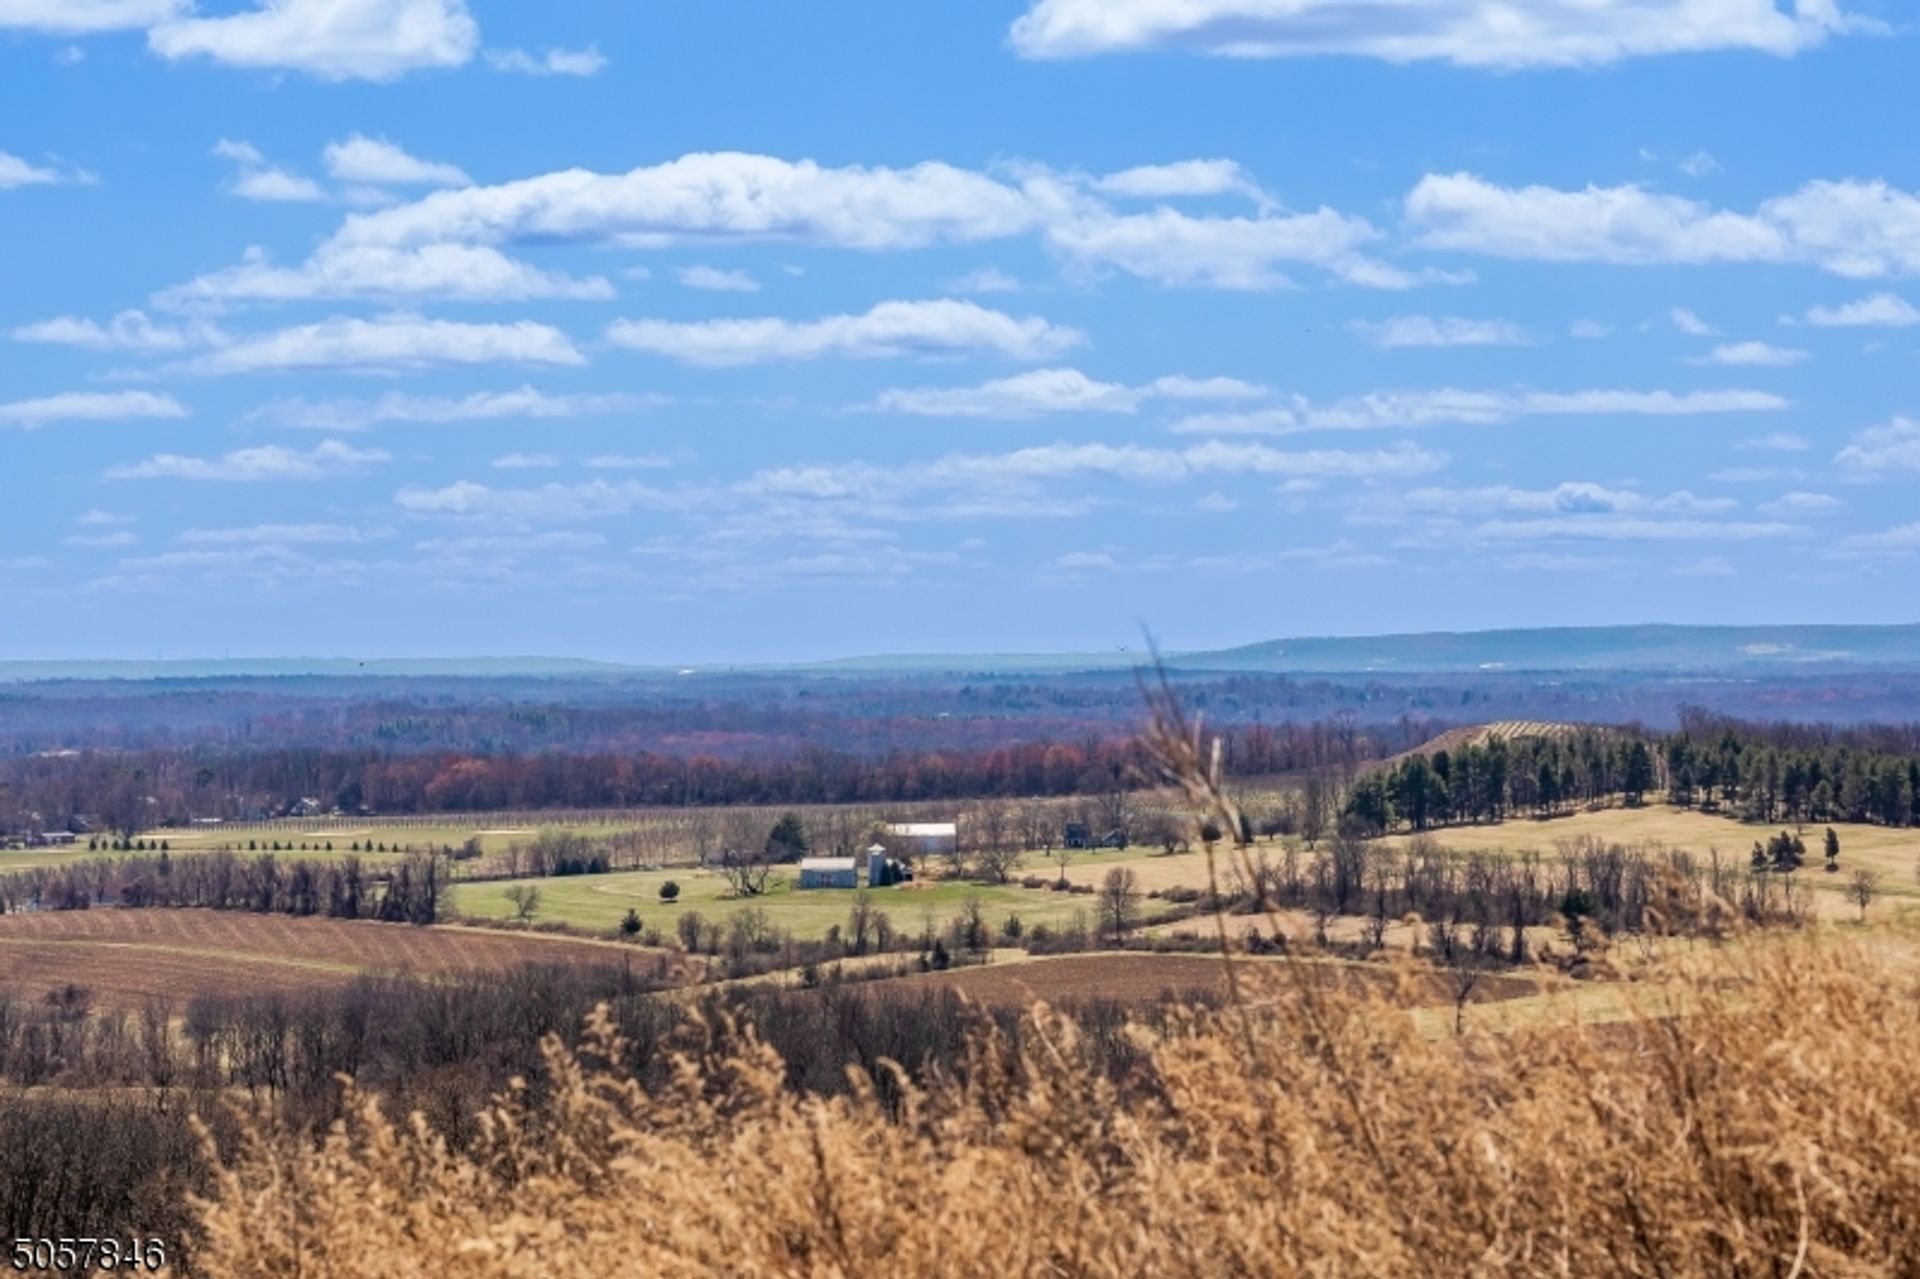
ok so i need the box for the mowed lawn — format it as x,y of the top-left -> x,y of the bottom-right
451,866 -> 1119,941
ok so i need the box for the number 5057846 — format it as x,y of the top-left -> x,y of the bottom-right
9,1238 -> 167,1272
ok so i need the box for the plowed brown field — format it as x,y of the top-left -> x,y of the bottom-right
0,909 -> 669,1008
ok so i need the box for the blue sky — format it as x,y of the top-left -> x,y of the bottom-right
2,0 -> 1917,663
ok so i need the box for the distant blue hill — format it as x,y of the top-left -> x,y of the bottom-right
1,624 -> 1916,683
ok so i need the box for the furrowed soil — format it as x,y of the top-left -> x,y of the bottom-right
0,909 -> 672,1009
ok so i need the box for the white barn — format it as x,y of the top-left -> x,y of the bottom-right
888,822 -> 957,858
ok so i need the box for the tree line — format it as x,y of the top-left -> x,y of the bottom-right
1346,719 -> 1920,834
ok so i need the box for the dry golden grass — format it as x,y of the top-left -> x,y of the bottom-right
192,932 -> 1920,1277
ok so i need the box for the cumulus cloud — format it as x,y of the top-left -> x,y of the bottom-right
875,367 -> 1269,419
323,150 -> 1413,292
322,134 -> 469,187
0,149 -> 78,189
491,452 -> 559,470
1044,200 -> 1399,290
1408,172 -> 1920,278
185,315 -> 584,374
1836,523 -> 1920,556
160,244 -> 613,306
108,439 -> 388,481
1349,315 -> 1532,348
149,0 -> 478,81
1688,340 -> 1808,366
214,138 -> 324,203
1006,0 -> 1870,66
0,390 -> 188,426
1805,293 -> 1920,326
251,386 -> 665,431
1174,387 -> 1788,434
0,0 -> 182,33
1671,308 -> 1717,335
1758,491 -> 1842,515
1835,417 -> 1920,474
484,45 -> 605,76
331,151 -> 1043,252
1091,159 -> 1260,200
11,309 -> 221,351
605,299 -> 1082,366
677,265 -> 760,293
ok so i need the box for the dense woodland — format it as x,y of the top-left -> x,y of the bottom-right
1348,710 -> 1920,833
0,721 -> 1404,837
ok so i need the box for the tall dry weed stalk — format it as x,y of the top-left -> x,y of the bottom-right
193,936 -> 1920,1276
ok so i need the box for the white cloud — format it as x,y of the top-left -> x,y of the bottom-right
320,150 -> 1416,292
606,299 -> 1082,367
0,149 -> 73,189
491,452 -> 559,470
109,439 -> 388,481
947,267 -> 1021,294
181,523 -> 371,545
1174,386 -> 1787,434
1408,173 -> 1920,278
484,45 -> 605,76
1689,340 -> 1808,366
11,309 -> 221,351
1469,517 -> 1794,543
1044,200 -> 1397,290
0,0 -> 182,33
0,390 -> 188,427
231,168 -> 326,202
1196,491 -> 1238,513
875,366 -> 1269,419
323,134 -> 469,187
1805,293 -> 1920,327
1835,417 -> 1920,474
1387,482 -> 1737,519
252,386 -> 663,431
1675,556 -> 1738,576
161,244 -> 612,305
332,151 -> 1043,252
1148,374 -> 1269,400
1349,315 -> 1531,348
1091,159 -> 1260,200
1759,490 -> 1841,515
585,453 -> 670,470
214,138 -> 324,203
678,264 -> 760,293
740,440 -> 1445,508
1737,431 -> 1810,451
1670,308 -> 1717,335
1047,550 -> 1116,572
77,509 -> 133,526
1678,150 -> 1722,178
395,477 -> 684,520
65,531 -> 138,549
1837,523 -> 1920,556
186,314 -> 583,374
1007,0 -> 1870,66
149,0 -> 478,81
1569,319 -> 1611,339
877,368 -> 1143,419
